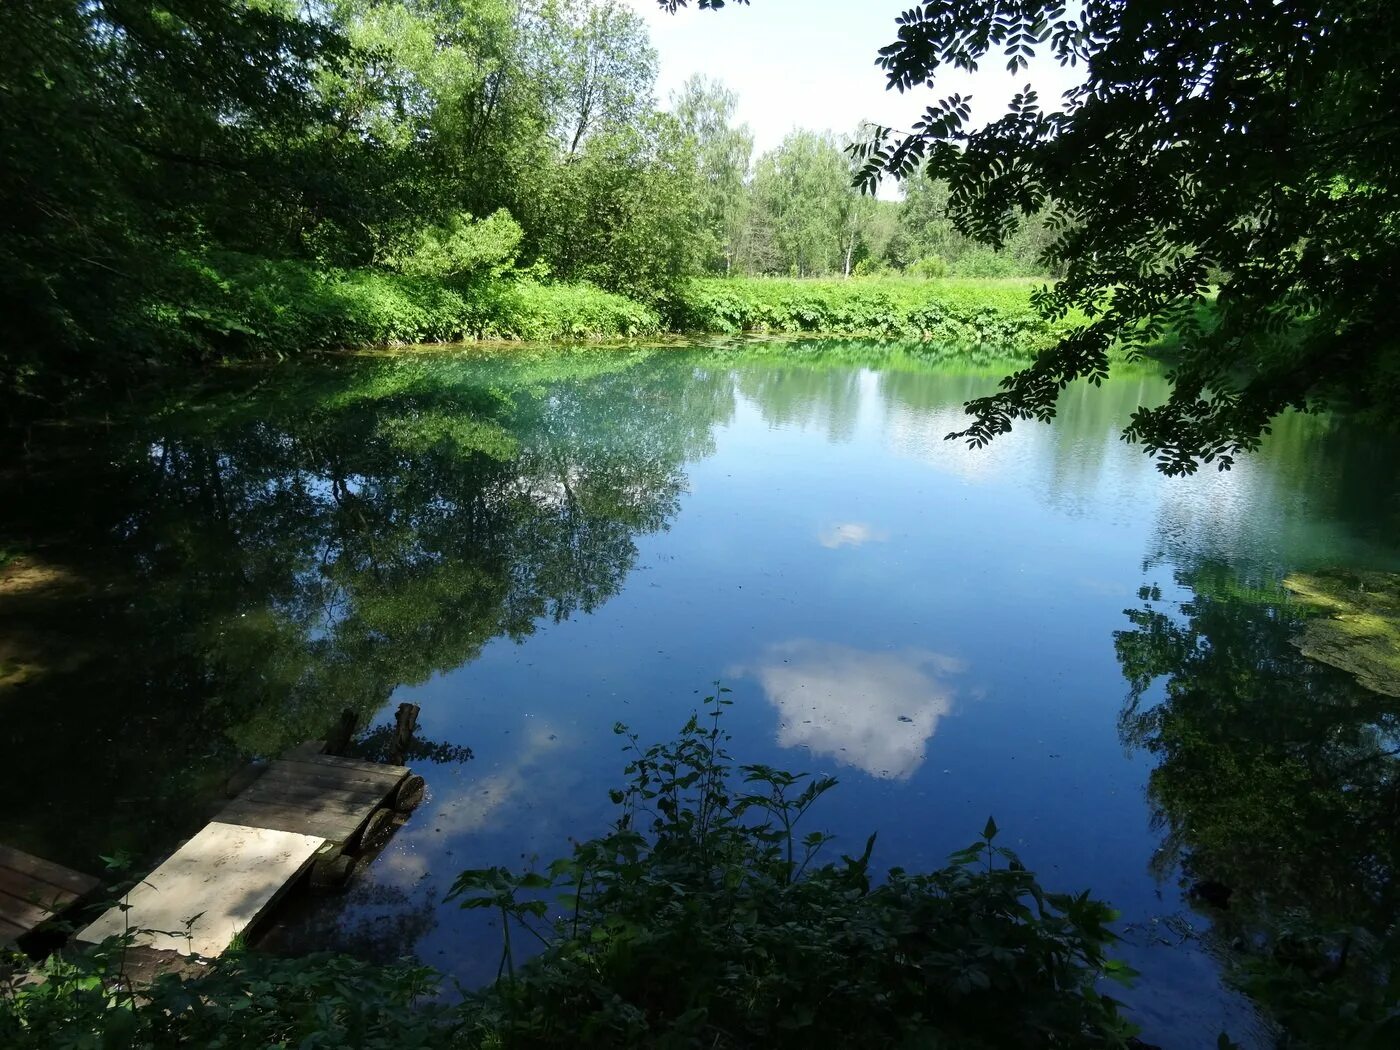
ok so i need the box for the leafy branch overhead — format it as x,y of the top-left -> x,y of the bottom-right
678,0 -> 1400,473
656,1 -> 751,10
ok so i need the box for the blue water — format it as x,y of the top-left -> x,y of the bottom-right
5,340 -> 1398,1047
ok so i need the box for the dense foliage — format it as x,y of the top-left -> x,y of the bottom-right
0,0 -> 695,409
847,0 -> 1400,472
674,276 -> 1067,346
1,698 -> 1139,1048
0,0 -> 1063,422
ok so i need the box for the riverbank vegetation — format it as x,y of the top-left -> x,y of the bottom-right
0,0 -> 1055,425
674,277 -> 1065,345
1,698 -> 1141,1049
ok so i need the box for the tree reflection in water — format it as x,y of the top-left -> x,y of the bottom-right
1115,564 -> 1400,1042
0,348 -> 735,867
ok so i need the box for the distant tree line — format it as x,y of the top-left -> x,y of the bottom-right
673,77 -> 1054,279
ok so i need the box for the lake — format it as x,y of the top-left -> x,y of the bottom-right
2,338 -> 1397,1047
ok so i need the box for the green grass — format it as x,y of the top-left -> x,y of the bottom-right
140,260 -> 1100,362
669,276 -> 1076,350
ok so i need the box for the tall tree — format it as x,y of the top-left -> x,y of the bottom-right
320,0 -> 553,258
523,114 -> 704,299
749,131 -> 851,276
550,0 -> 658,154
672,76 -> 754,274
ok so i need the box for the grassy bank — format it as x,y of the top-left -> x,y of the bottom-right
164,262 -> 1068,361
670,276 -> 1070,348
163,253 -> 663,359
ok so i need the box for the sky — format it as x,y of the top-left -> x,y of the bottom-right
621,0 -> 1083,158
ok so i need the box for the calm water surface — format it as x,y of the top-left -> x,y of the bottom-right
3,339 -> 1397,1047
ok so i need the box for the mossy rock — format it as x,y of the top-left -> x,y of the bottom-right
1283,570 -> 1400,697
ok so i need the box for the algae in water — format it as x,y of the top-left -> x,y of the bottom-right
1283,570 -> 1400,697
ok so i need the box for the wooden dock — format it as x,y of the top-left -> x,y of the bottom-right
0,844 -> 100,946
77,746 -> 424,961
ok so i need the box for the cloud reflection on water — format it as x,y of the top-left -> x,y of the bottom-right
736,640 -> 965,780
817,522 -> 889,549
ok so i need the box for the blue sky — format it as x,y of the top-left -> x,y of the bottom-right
623,0 -> 1082,158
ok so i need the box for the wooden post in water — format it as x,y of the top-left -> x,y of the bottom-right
390,702 -> 420,766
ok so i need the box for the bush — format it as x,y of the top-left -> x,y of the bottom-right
0,949 -> 444,1049
386,209 -> 527,283
148,253 -> 662,359
906,255 -> 950,279
450,692 -> 1141,1048
852,257 -> 892,278
670,276 -> 1071,351
947,245 -> 1023,279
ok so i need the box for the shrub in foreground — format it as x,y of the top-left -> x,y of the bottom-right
1,694 -> 1138,1048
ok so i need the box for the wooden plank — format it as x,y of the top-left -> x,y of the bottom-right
215,800 -> 365,843
0,890 -> 53,930
214,808 -> 358,842
282,753 -> 410,780
261,760 -> 403,793
267,764 -> 405,796
238,779 -> 387,810
221,790 -> 379,825
0,867 -> 76,911
77,823 -> 326,957
0,844 -> 99,897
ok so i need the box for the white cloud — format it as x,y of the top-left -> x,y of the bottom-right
734,640 -> 965,779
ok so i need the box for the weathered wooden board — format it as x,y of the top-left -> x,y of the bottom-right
238,778 -> 386,810
0,844 -> 100,898
0,916 -> 27,943
77,822 -> 326,957
0,890 -> 51,930
258,760 -> 403,792
0,843 -> 100,945
214,802 -> 363,844
213,754 -> 408,846
284,753 -> 410,779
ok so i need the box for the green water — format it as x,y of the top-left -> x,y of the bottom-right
2,338 -> 1397,1047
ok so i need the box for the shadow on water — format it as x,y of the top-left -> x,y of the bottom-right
0,346 -> 735,869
